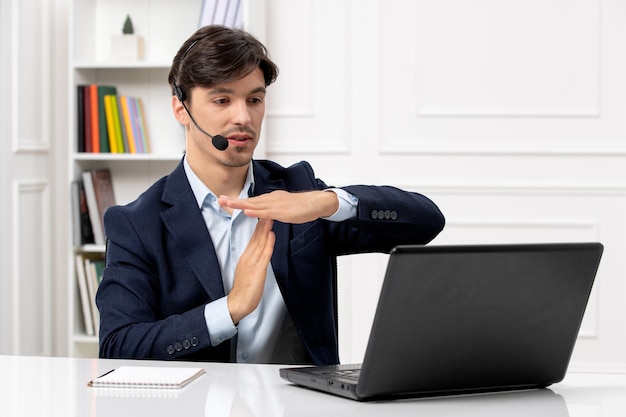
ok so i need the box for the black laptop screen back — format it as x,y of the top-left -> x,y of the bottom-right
357,243 -> 603,399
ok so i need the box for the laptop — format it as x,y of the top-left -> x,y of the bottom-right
280,242 -> 603,401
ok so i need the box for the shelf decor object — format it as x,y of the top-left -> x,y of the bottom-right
110,14 -> 145,62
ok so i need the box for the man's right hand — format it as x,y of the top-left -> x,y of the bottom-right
218,190 -> 339,224
227,218 -> 275,325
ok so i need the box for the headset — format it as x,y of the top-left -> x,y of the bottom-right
173,37 -> 229,151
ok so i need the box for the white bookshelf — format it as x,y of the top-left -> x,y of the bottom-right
67,0 -> 263,357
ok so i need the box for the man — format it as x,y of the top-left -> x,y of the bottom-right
96,25 -> 445,366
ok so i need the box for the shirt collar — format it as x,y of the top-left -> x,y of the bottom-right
183,155 -> 255,209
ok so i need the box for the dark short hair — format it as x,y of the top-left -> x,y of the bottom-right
168,25 -> 279,101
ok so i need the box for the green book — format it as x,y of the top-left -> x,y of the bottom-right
97,85 -> 117,153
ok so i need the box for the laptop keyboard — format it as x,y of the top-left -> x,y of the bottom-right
319,368 -> 361,382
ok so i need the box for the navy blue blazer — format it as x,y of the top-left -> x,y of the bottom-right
97,159 -> 445,365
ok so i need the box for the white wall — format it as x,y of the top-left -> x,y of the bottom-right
3,0 -> 71,357
2,0 -> 625,371
0,0 -> 10,355
0,0 -> 67,356
263,0 -> 626,371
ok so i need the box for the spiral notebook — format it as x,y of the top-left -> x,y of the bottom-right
88,366 -> 205,389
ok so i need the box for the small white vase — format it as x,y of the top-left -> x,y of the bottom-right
110,35 -> 145,62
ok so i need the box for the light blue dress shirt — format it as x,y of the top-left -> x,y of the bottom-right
183,157 -> 357,363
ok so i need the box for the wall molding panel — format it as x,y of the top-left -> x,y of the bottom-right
265,0 -> 351,154
413,0 -> 601,117
11,0 -> 50,153
11,180 -> 52,355
376,0 -> 615,155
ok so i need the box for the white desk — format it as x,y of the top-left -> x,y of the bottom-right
1,355 -> 625,417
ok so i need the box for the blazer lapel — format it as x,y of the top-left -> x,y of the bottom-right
160,161 -> 226,301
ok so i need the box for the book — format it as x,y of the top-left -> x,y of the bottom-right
83,86 -> 92,152
88,366 -> 206,389
76,86 -> 85,152
103,95 -> 118,153
84,255 -> 105,332
91,258 -> 105,285
82,169 -> 116,245
128,97 -> 144,153
119,96 -> 137,153
223,0 -> 242,28
75,252 -> 105,336
89,84 -> 99,152
97,85 -> 117,153
70,180 -> 95,246
92,169 -> 116,225
117,96 -> 131,153
109,95 -> 125,153
71,181 -> 82,247
75,253 -> 95,336
136,97 -> 151,153
82,171 -> 103,245
200,0 -> 243,28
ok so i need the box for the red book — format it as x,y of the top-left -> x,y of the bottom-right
82,169 -> 116,245
92,169 -> 116,224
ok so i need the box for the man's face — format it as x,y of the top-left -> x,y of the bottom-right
185,68 -> 266,168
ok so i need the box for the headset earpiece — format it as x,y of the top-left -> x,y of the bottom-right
174,36 -> 205,102
174,84 -> 186,102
